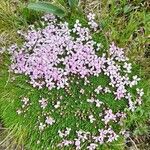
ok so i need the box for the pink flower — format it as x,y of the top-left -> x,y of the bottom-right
76,130 -> 89,142
102,109 -> 116,124
75,139 -> 81,150
62,140 -> 73,146
87,13 -> 98,31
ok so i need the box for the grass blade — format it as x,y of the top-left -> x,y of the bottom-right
68,0 -> 78,8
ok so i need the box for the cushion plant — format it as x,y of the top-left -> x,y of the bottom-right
0,12 -> 144,150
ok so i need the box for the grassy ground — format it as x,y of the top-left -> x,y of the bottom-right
0,0 -> 150,149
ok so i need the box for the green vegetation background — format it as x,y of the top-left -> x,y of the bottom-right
0,0 -> 149,149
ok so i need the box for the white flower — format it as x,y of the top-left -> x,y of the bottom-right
62,140 -> 72,146
107,132 -> 119,142
87,13 -> 98,31
136,88 -> 144,97
104,87 -> 111,93
58,130 -> 64,138
39,98 -> 48,109
39,122 -> 46,131
16,109 -> 22,115
95,99 -> 103,107
128,99 -> 136,112
87,143 -> 98,150
89,115 -> 96,123
54,101 -> 60,109
58,128 -> 71,138
87,13 -> 95,20
123,62 -> 132,73
125,93 -> 132,100
135,97 -> 142,105
37,140 -> 40,144
94,85 -> 103,94
21,97 -> 29,105
130,75 -> 140,87
45,116 -> 55,125
79,88 -> 85,94
65,127 -> 71,136
87,97 -> 95,103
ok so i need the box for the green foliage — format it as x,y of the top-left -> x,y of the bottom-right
0,1 -> 27,47
27,2 -> 66,17
27,0 -> 79,17
68,0 -> 78,8
125,79 -> 150,136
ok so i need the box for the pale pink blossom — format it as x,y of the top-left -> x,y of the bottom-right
45,116 -> 55,125
39,98 -> 48,109
87,143 -> 98,150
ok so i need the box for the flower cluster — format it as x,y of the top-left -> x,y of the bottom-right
58,128 -> 71,138
102,109 -> 126,125
9,13 -> 104,90
94,127 -> 119,143
87,13 -> 99,31
37,98 -> 56,131
94,86 -> 111,94
58,127 -> 119,149
87,97 -> 103,108
11,13 -> 144,149
9,13 -> 142,103
38,115 -> 55,131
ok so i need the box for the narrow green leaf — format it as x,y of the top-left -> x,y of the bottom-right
27,2 -> 65,17
68,0 -> 78,8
